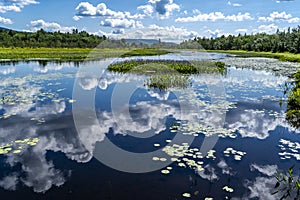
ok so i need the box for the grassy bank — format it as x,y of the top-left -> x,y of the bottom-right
108,59 -> 226,74
0,47 -> 170,61
207,50 -> 300,62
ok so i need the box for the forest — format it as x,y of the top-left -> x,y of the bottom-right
196,26 -> 300,54
0,28 -> 106,48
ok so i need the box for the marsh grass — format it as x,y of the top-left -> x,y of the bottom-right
107,59 -> 226,74
286,70 -> 300,128
121,48 -> 170,57
0,48 -> 170,61
108,59 -> 226,90
207,50 -> 300,62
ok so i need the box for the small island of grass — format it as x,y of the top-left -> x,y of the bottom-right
107,59 -> 226,90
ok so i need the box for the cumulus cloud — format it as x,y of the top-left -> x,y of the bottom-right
112,28 -> 125,34
116,24 -> 198,42
0,16 -> 12,24
100,18 -> 143,29
0,4 -> 20,13
28,19 -> 75,32
137,4 -> 154,16
205,29 -> 231,38
175,12 -> 253,22
258,11 -> 299,23
150,0 -> 180,18
75,2 -> 144,19
137,0 -> 179,19
257,23 -> 279,34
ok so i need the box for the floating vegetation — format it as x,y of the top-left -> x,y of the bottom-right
206,150 -> 216,160
0,137 -> 39,155
145,74 -> 191,90
162,143 -> 204,172
278,139 -> 300,160
223,147 -> 246,161
161,169 -> 170,174
68,99 -> 76,103
182,192 -> 191,198
223,185 -> 234,193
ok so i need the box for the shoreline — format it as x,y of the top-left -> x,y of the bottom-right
206,50 -> 300,63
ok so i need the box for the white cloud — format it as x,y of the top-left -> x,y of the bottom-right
72,15 -> 82,21
257,23 -> 279,34
100,18 -> 143,29
0,0 -> 38,14
29,19 -> 75,32
175,12 -> 253,22
75,2 -> 144,19
112,28 -> 125,34
101,18 -> 134,28
137,0 -> 180,19
150,0 -> 180,18
205,29 -> 231,38
112,24 -> 198,43
4,0 -> 39,7
258,11 -> 299,23
137,5 -> 154,16
227,1 -> 242,7
225,12 -> 252,21
0,5 -> 21,13
0,16 -> 12,24
235,28 -> 248,33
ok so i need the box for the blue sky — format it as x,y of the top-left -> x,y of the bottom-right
0,0 -> 299,42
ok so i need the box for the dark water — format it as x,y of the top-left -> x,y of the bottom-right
0,52 -> 299,200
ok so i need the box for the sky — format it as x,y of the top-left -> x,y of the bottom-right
0,0 -> 299,42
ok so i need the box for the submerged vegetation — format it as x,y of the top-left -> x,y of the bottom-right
286,70 -> 300,128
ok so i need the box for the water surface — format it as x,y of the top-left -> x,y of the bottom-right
0,52 -> 299,199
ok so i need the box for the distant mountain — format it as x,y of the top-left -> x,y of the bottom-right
0,27 -> 10,31
125,39 -> 176,45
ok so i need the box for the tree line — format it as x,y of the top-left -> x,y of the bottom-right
0,29 -> 106,48
196,26 -> 300,54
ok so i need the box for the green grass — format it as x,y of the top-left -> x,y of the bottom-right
286,70 -> 300,129
107,59 -> 226,74
0,47 -> 171,61
207,50 -> 300,62
121,48 -> 171,57
107,59 -> 226,90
